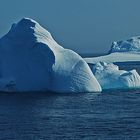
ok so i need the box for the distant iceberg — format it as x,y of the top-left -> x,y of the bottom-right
84,37 -> 140,64
109,37 -> 140,53
92,62 -> 140,90
85,52 -> 140,64
0,18 -> 101,93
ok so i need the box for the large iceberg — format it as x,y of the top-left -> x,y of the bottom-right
0,18 -> 102,93
92,62 -> 140,90
84,37 -> 140,64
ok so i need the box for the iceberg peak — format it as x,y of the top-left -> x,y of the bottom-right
9,18 -> 39,34
17,18 -> 38,27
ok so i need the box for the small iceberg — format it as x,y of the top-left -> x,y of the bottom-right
109,37 -> 140,53
92,62 -> 140,90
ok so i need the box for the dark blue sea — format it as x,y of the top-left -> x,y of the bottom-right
0,58 -> 140,140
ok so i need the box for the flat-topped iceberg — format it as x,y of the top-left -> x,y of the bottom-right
85,52 -> 140,64
0,18 -> 102,93
92,62 -> 140,90
84,37 -> 140,64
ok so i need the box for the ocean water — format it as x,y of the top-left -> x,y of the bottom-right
0,63 -> 140,140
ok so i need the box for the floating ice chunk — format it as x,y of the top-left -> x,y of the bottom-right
92,62 -> 140,90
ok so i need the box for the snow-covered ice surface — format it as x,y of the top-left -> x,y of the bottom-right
0,18 -> 101,93
92,62 -> 140,90
85,52 -> 140,64
109,37 -> 140,53
85,37 -> 140,64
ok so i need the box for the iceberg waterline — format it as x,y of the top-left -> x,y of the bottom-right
84,36 -> 140,90
0,18 -> 102,93
0,18 -> 139,93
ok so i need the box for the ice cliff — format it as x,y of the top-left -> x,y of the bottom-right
0,18 -> 102,93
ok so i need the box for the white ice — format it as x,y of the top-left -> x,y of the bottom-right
84,37 -> 140,64
85,52 -> 140,64
92,62 -> 140,90
110,37 -> 140,53
0,18 -> 102,93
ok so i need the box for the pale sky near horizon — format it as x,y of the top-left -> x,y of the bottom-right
0,0 -> 140,53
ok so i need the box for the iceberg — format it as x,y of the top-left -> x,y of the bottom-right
92,62 -> 140,90
109,37 -> 140,53
85,52 -> 140,64
0,18 -> 102,93
84,37 -> 140,64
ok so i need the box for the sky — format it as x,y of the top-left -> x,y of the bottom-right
0,0 -> 140,53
